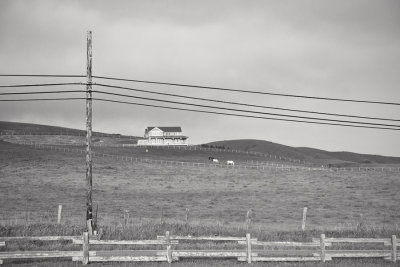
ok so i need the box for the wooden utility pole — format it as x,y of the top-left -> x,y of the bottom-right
86,30 -> 93,233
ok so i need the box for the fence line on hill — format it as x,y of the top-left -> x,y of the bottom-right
4,139 -> 399,172
0,132 -> 311,166
0,232 -> 398,264
4,140 -> 332,172
0,131 -> 136,139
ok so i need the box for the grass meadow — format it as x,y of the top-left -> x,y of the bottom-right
1,140 -> 400,266
1,140 -> 399,229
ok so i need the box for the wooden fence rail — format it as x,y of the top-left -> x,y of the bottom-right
0,233 -> 398,264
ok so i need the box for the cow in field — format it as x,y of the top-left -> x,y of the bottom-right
227,160 -> 234,166
208,156 -> 214,161
213,158 -> 219,163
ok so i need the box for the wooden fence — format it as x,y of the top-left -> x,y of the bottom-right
0,233 -> 398,264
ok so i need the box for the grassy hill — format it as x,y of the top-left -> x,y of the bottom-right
206,139 -> 400,166
0,121 -> 138,139
2,121 -> 399,166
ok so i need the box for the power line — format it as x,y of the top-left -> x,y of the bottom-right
0,93 -> 398,130
92,89 -> 400,128
0,74 -> 85,78
92,75 -> 400,106
96,83 -> 400,122
0,90 -> 85,96
0,82 -> 82,88
0,97 -> 86,102
93,97 -> 400,131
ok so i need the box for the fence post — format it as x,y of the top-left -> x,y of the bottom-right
320,233 -> 326,262
86,219 -> 93,236
166,231 -> 172,263
123,209 -> 130,227
245,209 -> 252,230
160,208 -> 164,224
392,235 -> 397,262
301,207 -> 307,231
82,232 -> 89,265
185,208 -> 190,223
246,233 -> 252,263
57,205 -> 62,224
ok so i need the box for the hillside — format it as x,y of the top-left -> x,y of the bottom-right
2,121 -> 399,166
206,139 -> 400,166
0,121 -> 139,139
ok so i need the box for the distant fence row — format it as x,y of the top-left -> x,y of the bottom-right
1,140 -> 400,172
0,132 -> 311,166
0,232 -> 398,264
0,131 -> 136,139
6,140 -> 400,172
13,141 -> 324,172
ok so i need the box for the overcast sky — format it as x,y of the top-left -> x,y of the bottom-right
0,0 -> 399,156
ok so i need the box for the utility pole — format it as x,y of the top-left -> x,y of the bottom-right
86,30 -> 93,234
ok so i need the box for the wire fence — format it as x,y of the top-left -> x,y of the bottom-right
2,138 -> 399,173
0,132 -> 317,166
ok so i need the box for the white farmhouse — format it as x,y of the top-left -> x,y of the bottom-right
137,127 -> 188,146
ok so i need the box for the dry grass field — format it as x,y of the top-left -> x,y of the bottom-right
1,140 -> 400,266
1,140 -> 399,231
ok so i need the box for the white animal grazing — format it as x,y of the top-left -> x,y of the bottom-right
213,158 -> 219,163
227,160 -> 234,166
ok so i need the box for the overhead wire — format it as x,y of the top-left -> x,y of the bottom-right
0,97 -> 86,102
93,97 -> 400,131
0,90 -> 86,96
96,83 -> 400,122
0,78 -> 399,130
92,75 -> 400,106
0,74 -> 398,105
0,82 -> 83,88
0,86 -> 398,128
0,74 -> 85,78
91,89 -> 400,128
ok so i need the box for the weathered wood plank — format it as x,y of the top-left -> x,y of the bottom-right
72,239 -> 178,245
246,233 -> 252,263
0,251 -> 81,259
238,256 -> 332,262
72,256 -> 178,262
392,235 -> 397,262
320,234 -> 326,262
166,231 -> 172,263
156,251 -> 258,258
239,240 -> 326,247
384,255 -> 400,260
0,242 -> 4,247
82,232 -> 89,265
0,236 -> 84,241
313,251 -> 390,258
312,237 -> 391,245
157,235 -> 255,242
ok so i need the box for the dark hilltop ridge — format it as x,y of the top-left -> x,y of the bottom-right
1,121 -> 399,166
0,121 -> 137,139
205,139 -> 400,166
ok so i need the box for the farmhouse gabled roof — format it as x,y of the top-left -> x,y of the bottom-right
146,126 -> 182,133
